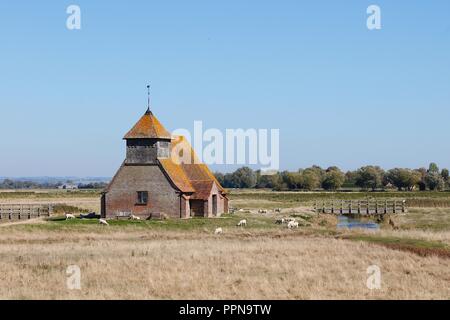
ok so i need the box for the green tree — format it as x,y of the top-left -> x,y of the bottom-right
354,166 -> 385,191
428,163 -> 440,174
415,167 -> 428,191
231,167 -> 257,188
281,171 -> 303,189
386,168 -> 421,191
425,172 -> 445,191
301,169 -> 321,190
322,167 -> 345,191
223,173 -> 238,188
310,165 -> 325,182
214,172 -> 224,186
441,168 -> 449,182
344,170 -> 358,188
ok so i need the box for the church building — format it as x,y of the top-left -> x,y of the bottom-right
101,104 -> 228,219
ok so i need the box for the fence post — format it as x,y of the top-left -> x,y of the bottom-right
28,205 -> 31,219
358,201 -> 361,214
402,200 -> 406,213
349,201 -> 352,214
340,201 -> 343,214
393,200 -> 396,214
9,207 -> 12,220
322,201 -> 326,213
375,201 -> 378,214
384,200 -> 387,214
366,200 -> 370,215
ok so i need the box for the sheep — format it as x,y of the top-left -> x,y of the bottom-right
287,221 -> 299,229
285,217 -> 296,223
274,208 -> 281,213
258,209 -> 267,214
130,215 -> 141,220
214,227 -> 223,235
65,213 -> 76,220
275,218 -> 285,224
99,219 -> 109,226
237,219 -> 247,227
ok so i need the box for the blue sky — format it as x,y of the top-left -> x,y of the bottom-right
0,1 -> 449,177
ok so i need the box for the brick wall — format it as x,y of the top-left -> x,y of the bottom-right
104,163 -> 181,219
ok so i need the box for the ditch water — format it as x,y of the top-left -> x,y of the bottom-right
336,215 -> 380,230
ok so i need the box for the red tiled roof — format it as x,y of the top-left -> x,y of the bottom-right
157,135 -> 226,199
159,158 -> 195,193
123,110 -> 171,140
190,181 -> 214,200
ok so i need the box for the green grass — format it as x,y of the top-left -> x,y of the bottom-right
398,208 -> 450,231
52,204 -> 90,214
230,190 -> 450,207
23,213 -> 279,232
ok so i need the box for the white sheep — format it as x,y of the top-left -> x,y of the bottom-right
130,215 -> 141,220
287,221 -> 299,229
214,227 -> 223,235
65,213 -> 76,220
99,219 -> 109,226
275,218 -> 285,224
274,208 -> 281,213
237,219 -> 247,227
258,209 -> 267,214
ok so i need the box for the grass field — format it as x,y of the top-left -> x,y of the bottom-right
0,189 -> 449,299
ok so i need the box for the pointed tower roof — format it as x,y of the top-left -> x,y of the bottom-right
123,109 -> 172,140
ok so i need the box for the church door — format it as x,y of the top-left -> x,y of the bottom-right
212,195 -> 218,216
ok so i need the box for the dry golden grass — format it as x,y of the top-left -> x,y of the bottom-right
0,227 -> 448,300
0,189 -> 449,300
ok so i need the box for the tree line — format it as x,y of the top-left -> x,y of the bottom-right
0,179 -> 108,190
214,163 -> 450,191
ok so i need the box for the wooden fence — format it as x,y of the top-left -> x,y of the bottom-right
314,200 -> 407,215
0,204 -> 53,220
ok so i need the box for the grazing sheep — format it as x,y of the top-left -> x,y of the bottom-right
99,219 -> 109,226
285,218 -> 296,223
258,209 -> 267,214
130,215 -> 141,220
237,219 -> 247,227
287,221 -> 299,229
275,218 -> 285,224
275,208 -> 281,213
214,227 -> 223,235
65,213 -> 76,220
